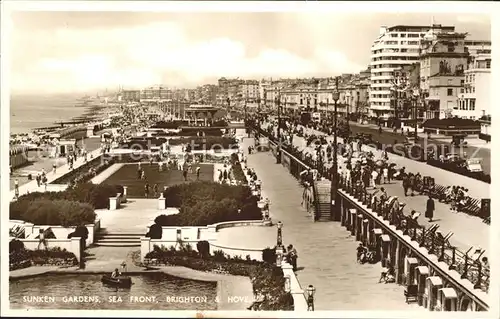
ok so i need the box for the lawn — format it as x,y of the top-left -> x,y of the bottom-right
103,163 -> 215,198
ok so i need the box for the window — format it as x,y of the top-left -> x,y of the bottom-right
447,88 -> 453,96
461,80 -> 465,86
486,60 -> 491,68
460,88 -> 464,93
447,79 -> 453,85
472,87 -> 475,93
470,99 -> 476,110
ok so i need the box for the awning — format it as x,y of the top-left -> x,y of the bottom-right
416,266 -> 429,275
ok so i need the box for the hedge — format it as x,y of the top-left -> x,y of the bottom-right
10,199 -> 96,227
229,153 -> 247,184
144,245 -> 294,311
16,182 -> 123,210
155,181 -> 261,226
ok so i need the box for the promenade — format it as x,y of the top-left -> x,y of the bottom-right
285,126 -> 489,254
239,137 -> 423,311
9,143 -> 104,201
9,137 -> 102,190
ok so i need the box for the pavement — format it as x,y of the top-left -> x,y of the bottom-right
10,137 -> 103,190
240,137 -> 423,311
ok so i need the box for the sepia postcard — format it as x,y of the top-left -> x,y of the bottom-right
1,1 -> 498,318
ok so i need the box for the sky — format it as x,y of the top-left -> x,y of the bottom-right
8,10 -> 491,95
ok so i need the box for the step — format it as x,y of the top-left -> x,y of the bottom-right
98,232 -> 143,237
97,235 -> 144,240
95,243 -> 140,248
96,238 -> 141,243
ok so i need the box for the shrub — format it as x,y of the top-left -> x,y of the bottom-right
68,225 -> 89,241
196,240 -> 210,258
146,224 -> 163,239
15,182 -> 122,210
10,199 -> 96,227
9,239 -> 25,252
262,247 -> 276,264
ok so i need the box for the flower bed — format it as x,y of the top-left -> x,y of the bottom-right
156,182 -> 261,226
10,199 -> 96,227
52,155 -> 117,185
9,239 -> 78,271
15,182 -> 124,210
144,245 -> 294,311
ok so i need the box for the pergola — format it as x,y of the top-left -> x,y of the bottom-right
183,104 -> 218,126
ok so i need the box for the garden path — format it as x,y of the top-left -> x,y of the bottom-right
241,137 -> 424,311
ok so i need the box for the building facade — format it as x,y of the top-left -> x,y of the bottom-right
369,24 -> 455,118
121,90 -> 141,102
460,41 -> 491,119
140,85 -> 174,102
420,28 -> 468,119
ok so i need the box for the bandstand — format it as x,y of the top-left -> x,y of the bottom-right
183,104 -> 219,126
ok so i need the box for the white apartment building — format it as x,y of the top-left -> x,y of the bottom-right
369,24 -> 455,118
459,41 -> 491,119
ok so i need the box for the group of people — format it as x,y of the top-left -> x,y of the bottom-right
444,186 -> 470,212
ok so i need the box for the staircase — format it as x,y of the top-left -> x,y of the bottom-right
314,180 -> 332,222
94,232 -> 142,247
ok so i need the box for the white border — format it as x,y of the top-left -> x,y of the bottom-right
1,1 -> 498,318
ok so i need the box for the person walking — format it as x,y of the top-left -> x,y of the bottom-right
382,166 -> 389,184
287,244 -> 298,272
402,175 -> 409,196
144,183 -> 150,198
425,195 -> 435,222
196,166 -> 201,180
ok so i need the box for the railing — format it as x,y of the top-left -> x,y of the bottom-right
338,175 -> 490,293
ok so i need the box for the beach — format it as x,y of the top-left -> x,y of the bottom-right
10,94 -> 94,134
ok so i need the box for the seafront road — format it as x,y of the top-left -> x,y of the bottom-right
277,125 -> 489,254
220,137 -> 424,311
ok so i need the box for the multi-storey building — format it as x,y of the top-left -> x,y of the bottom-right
369,24 -> 455,118
140,85 -> 173,102
420,28 -> 468,119
460,41 -> 491,119
121,90 -> 141,102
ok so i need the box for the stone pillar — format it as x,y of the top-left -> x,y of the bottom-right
372,228 -> 383,258
109,197 -> 118,210
122,186 -> 128,203
415,266 -> 429,306
405,257 -> 419,286
349,209 -> 357,235
362,219 -> 369,244
439,288 -> 458,311
355,214 -> 363,241
426,276 -> 443,311
70,237 -> 82,262
380,234 -> 391,267
140,237 -> 152,262
340,204 -> 346,227
158,194 -> 166,210
394,240 -> 401,284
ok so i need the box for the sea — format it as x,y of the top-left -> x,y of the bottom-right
10,94 -> 89,135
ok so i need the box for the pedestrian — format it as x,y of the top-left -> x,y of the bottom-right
370,169 -> 378,188
144,183 -> 150,198
141,169 -> 145,180
36,174 -> 41,187
287,244 -> 298,271
42,175 -> 48,191
196,166 -> 201,180
137,166 -> 142,179
425,195 -> 435,222
223,169 -> 228,181
402,175 -> 409,196
408,173 -> 415,196
52,163 -> 57,174
153,184 -> 159,198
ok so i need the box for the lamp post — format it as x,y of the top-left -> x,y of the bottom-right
276,245 -> 284,267
306,285 -> 316,311
276,92 -> 282,164
331,77 -> 340,221
412,89 -> 420,142
276,221 -> 283,246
